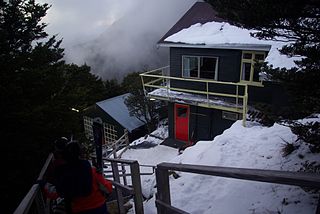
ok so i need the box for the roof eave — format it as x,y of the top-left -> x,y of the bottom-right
158,42 -> 272,51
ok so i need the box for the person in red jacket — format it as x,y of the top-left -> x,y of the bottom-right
53,141 -> 113,214
71,166 -> 113,213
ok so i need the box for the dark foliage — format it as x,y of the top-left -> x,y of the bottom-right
122,72 -> 159,133
104,78 -> 125,98
281,142 -> 299,157
0,1 -> 107,212
205,1 -> 320,157
205,0 -> 320,115
261,65 -> 320,120
290,121 -> 320,153
205,0 -> 320,65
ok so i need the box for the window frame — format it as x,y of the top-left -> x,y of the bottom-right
240,51 -> 265,85
182,55 -> 219,80
222,111 -> 239,121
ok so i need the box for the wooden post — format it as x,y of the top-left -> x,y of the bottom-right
35,187 -> 46,214
206,82 -> 209,105
121,163 -> 127,186
156,167 -> 171,214
111,162 -> 125,214
130,161 -> 144,214
242,85 -> 248,127
316,194 -> 320,214
92,117 -> 104,172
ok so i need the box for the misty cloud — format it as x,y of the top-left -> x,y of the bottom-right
40,0 -> 197,80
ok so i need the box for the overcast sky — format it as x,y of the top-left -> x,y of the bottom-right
38,0 -> 197,80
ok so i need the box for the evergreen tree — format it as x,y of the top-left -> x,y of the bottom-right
205,0 -> 320,152
0,1 -> 107,212
204,0 -> 320,118
122,72 -> 158,133
104,78 -> 124,98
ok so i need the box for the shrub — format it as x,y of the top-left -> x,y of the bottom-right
290,121 -> 320,153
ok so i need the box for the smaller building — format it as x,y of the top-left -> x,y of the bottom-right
83,93 -> 147,144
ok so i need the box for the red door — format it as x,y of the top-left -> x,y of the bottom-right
175,104 -> 189,142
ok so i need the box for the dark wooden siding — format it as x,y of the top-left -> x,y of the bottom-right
84,105 -> 147,141
84,105 -> 126,138
189,106 -> 235,141
168,102 -> 175,139
249,81 -> 290,108
170,47 -> 242,83
168,102 -> 236,142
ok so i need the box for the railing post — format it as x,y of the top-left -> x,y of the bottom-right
35,187 -> 47,214
156,166 -> 171,214
206,81 -> 209,106
111,162 -> 126,214
130,161 -> 144,214
316,194 -> 320,214
242,85 -> 248,127
113,144 -> 117,159
140,74 -> 147,97
121,163 -> 127,186
236,85 -> 239,108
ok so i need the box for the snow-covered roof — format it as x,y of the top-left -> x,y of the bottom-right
158,2 -> 301,69
163,21 -> 301,69
96,93 -> 145,132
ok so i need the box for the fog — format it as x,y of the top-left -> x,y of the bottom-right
41,0 -> 197,80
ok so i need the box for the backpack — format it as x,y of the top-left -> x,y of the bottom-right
55,160 -> 93,199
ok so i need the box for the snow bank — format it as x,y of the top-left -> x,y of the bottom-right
121,116 -> 319,214
153,120 -> 319,214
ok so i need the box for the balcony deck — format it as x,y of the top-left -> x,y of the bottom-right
140,66 -> 249,126
149,88 -> 243,113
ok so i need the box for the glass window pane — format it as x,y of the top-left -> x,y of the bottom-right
253,63 -> 262,81
177,107 -> 187,117
255,54 -> 265,60
242,62 -> 251,81
183,56 -> 198,77
243,53 -> 252,59
199,57 -> 217,79
253,68 -> 260,81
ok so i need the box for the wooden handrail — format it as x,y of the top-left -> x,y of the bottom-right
155,162 -> 320,214
14,153 -> 53,214
140,66 -> 249,125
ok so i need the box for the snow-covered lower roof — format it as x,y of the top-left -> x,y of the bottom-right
163,21 -> 301,69
96,93 -> 145,132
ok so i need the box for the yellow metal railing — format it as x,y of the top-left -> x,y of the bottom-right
140,66 -> 249,126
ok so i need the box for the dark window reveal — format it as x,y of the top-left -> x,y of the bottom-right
177,107 -> 187,118
183,56 -> 218,80
241,52 -> 265,83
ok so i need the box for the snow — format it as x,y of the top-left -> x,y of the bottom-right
164,22 -> 302,69
114,115 -> 320,214
149,88 -> 242,108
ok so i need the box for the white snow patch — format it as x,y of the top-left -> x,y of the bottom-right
165,22 -> 302,69
117,116 -> 319,214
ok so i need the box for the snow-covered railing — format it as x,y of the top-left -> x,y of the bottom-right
155,162 -> 320,214
140,66 -> 249,126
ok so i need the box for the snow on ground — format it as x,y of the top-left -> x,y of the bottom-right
119,116 -> 319,214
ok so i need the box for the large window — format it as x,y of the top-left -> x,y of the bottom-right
240,51 -> 265,83
182,56 -> 218,80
